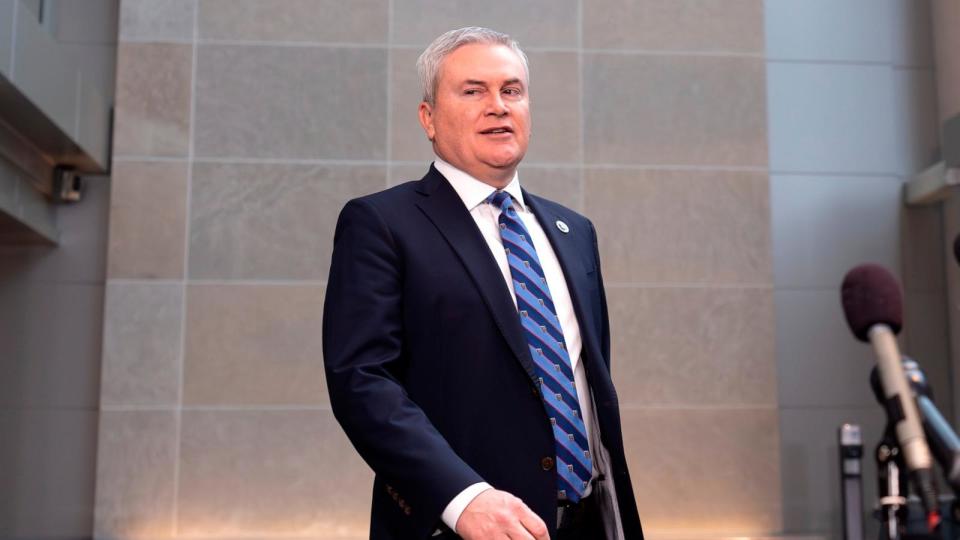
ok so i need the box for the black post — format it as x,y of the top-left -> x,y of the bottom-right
841,424 -> 865,540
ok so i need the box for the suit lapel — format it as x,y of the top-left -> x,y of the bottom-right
414,167 -> 538,380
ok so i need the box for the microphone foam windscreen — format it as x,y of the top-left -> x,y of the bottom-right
840,263 -> 903,342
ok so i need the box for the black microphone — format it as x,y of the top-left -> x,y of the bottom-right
841,264 -> 940,528
877,357 -> 960,494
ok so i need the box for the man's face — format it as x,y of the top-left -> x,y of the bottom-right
418,43 -> 531,186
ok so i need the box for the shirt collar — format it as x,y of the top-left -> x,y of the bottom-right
433,157 -> 526,212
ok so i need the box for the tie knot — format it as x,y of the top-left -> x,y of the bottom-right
486,190 -> 514,212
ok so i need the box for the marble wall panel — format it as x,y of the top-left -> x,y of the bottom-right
584,168 -> 771,285
610,286 -> 776,407
119,0 -> 195,42
388,48 -> 432,162
622,407 -> 782,533
183,284 -> 326,406
94,410 -> 177,539
387,163 -> 430,187
391,0 -> 578,47
114,43 -> 192,157
584,0 -> 763,53
101,282 -> 183,407
194,45 -> 387,160
524,51 -> 580,164
584,54 -> 767,166
108,160 -> 188,279
177,409 -> 372,537
188,162 -> 384,280
198,0 -> 387,43
521,166 -> 581,212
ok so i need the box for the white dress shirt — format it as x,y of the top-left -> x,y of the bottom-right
433,158 -> 613,534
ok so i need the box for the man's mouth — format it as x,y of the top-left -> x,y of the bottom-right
480,127 -> 513,135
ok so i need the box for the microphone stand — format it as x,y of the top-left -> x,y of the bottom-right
871,356 -> 960,538
915,393 -> 960,528
876,430 -> 909,540
904,356 -> 960,525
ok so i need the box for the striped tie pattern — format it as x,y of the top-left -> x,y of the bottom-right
486,190 -> 593,502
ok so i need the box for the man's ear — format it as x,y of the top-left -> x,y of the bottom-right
418,101 -> 436,141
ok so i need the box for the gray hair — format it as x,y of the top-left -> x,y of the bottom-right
416,26 -> 529,106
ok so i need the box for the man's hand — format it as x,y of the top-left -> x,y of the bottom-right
455,489 -> 550,540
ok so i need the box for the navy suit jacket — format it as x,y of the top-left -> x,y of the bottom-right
323,165 -> 644,539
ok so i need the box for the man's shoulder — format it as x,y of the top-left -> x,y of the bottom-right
342,176 -> 426,220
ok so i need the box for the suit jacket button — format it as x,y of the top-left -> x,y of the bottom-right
541,457 -> 555,471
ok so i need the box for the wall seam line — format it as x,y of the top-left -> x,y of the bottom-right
385,0 -> 393,188
8,0 -> 17,79
171,1 -> 200,536
577,0 -> 584,214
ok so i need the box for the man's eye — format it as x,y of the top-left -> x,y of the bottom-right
464,89 -> 482,95
503,88 -> 521,96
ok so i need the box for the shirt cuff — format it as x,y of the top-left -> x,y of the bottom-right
441,482 -> 493,533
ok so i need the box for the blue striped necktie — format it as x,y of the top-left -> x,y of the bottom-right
485,190 -> 593,502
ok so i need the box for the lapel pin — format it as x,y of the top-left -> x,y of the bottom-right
555,220 -> 569,234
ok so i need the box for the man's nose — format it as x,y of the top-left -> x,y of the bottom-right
485,92 -> 509,116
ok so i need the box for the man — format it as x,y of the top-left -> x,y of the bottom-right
323,27 -> 643,540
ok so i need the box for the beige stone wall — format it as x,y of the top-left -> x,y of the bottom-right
97,1 -> 778,538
